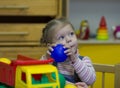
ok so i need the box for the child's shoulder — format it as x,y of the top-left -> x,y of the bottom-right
79,56 -> 91,60
79,56 -> 84,60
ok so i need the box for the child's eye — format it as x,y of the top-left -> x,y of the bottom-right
69,32 -> 74,37
58,36 -> 65,40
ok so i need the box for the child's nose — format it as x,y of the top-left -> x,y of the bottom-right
66,36 -> 72,43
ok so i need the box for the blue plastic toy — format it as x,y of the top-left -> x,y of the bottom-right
51,44 -> 67,62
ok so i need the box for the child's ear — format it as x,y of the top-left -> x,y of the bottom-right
47,43 -> 51,47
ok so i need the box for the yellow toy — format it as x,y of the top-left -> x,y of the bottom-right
96,16 -> 109,40
0,58 -> 11,64
15,64 -> 60,88
0,55 -> 61,88
65,83 -> 84,88
65,83 -> 77,88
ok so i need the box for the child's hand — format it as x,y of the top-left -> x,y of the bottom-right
46,43 -> 57,57
64,44 -> 78,63
75,82 -> 88,88
63,44 -> 72,56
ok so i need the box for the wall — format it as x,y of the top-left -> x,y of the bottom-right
69,0 -> 120,36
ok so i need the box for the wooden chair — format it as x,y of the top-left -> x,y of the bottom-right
90,63 -> 120,88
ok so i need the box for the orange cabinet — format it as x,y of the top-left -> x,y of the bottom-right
0,0 -> 67,59
0,24 -> 45,42
0,0 -> 62,16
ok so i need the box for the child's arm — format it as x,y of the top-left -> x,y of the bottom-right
72,56 -> 96,85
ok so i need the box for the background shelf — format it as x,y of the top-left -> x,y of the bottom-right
78,39 -> 120,44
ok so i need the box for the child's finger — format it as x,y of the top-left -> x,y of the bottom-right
47,50 -> 51,55
48,46 -> 54,51
75,82 -> 88,88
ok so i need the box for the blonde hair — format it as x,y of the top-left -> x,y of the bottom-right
40,17 -> 74,44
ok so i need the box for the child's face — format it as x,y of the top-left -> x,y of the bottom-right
52,24 -> 78,54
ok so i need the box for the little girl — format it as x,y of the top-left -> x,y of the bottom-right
40,17 -> 96,88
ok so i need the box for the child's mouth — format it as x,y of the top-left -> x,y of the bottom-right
70,45 -> 74,48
